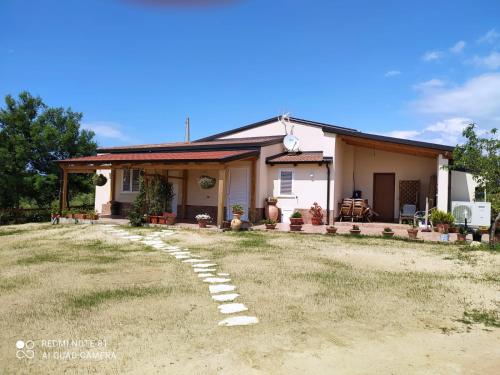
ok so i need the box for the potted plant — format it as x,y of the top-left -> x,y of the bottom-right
326,225 -> 337,234
92,173 -> 108,187
198,175 -> 216,189
150,216 -> 159,224
195,213 -> 211,228
289,211 -> 303,231
407,224 -> 419,240
430,210 -> 455,233
382,227 -> 395,238
457,226 -> 467,242
263,219 -> 277,230
265,197 -> 279,222
349,224 -> 361,235
231,204 -> 244,231
448,224 -> 457,233
164,212 -> 176,225
309,202 -> 324,225
158,216 -> 166,224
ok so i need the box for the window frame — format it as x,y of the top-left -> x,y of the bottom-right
121,169 -> 141,193
278,169 -> 294,197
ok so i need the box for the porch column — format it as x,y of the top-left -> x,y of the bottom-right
109,169 -> 116,202
217,168 -> 227,228
181,170 -> 188,219
61,169 -> 68,210
436,154 -> 449,212
249,159 -> 257,223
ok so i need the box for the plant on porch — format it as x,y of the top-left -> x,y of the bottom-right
382,227 -> 395,238
349,224 -> 361,235
289,211 -> 303,231
230,204 -> 244,231
262,218 -> 277,230
309,202 -> 324,225
146,175 -> 176,225
195,213 -> 211,228
429,210 -> 455,233
128,175 -> 147,227
92,173 -> 107,186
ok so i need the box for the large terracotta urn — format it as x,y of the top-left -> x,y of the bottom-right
231,213 -> 242,231
265,199 -> 279,222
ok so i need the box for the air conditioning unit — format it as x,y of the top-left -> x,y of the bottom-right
451,201 -> 491,227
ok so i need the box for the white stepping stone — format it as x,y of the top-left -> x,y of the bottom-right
192,263 -> 217,268
212,293 -> 239,302
217,273 -> 230,276
209,284 -> 236,294
175,255 -> 191,259
171,251 -> 190,255
197,273 -> 214,278
182,259 -> 210,263
193,268 -> 216,273
218,303 -> 248,314
163,232 -> 175,236
203,277 -> 231,283
218,316 -> 259,327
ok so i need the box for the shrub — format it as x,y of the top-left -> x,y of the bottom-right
383,227 -> 393,232
430,210 -> 455,225
309,202 -> 324,220
351,224 -> 360,230
231,204 -> 244,214
262,219 -> 277,224
291,211 -> 302,218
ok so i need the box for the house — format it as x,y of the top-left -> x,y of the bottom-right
58,116 -> 476,226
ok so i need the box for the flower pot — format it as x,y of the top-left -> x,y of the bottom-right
407,228 -> 419,240
265,201 -> 279,222
349,229 -> 361,235
437,224 -> 449,234
75,214 -> 84,220
197,219 -> 208,228
290,218 -> 304,225
231,213 -> 242,231
448,227 -> 457,233
289,224 -> 302,232
150,216 -> 158,224
311,217 -> 323,226
164,214 -> 176,225
382,231 -> 395,238
326,227 -> 337,235
265,223 -> 276,230
457,233 -> 467,242
158,217 -> 166,224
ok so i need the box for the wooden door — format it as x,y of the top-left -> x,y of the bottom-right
373,173 -> 395,222
226,167 -> 249,221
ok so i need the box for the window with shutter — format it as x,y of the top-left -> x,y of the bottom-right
131,170 -> 140,191
122,169 -> 140,192
280,170 -> 293,195
122,169 -> 131,192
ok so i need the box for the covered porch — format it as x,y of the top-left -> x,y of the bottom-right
57,149 -> 260,228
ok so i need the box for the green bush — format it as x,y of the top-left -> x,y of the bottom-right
429,210 -> 455,225
291,211 -> 302,218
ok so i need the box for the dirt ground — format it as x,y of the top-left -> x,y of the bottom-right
0,223 -> 498,374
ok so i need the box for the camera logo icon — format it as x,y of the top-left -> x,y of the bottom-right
16,340 -> 35,359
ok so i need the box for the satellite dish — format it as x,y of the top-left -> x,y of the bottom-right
283,134 -> 300,152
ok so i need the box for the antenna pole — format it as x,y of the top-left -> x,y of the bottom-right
185,117 -> 190,142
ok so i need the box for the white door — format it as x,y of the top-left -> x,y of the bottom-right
171,182 -> 179,214
226,167 -> 249,221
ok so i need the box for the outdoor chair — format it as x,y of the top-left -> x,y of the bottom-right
338,198 -> 353,221
352,199 -> 368,222
399,204 -> 417,224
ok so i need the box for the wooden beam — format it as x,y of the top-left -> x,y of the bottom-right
62,169 -> 68,210
217,168 -> 227,228
249,159 -> 257,223
110,170 -> 116,202
181,170 -> 188,219
59,163 -> 228,171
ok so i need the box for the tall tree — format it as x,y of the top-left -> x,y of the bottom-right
451,124 -> 499,244
0,92 -> 97,208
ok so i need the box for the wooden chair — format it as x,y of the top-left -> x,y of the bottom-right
338,198 -> 353,221
352,199 -> 367,222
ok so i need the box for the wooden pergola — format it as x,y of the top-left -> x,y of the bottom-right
58,152 -> 258,227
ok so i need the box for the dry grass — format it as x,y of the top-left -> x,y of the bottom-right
0,223 -> 499,374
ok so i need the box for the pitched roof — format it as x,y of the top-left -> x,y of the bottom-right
97,136 -> 283,153
59,150 -> 259,165
266,151 -> 332,165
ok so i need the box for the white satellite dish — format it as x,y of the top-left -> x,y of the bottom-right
283,134 -> 300,152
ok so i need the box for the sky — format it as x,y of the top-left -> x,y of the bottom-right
1,0 -> 500,147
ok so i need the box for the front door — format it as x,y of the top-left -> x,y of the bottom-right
373,173 -> 395,222
226,167 -> 249,221
171,182 -> 178,215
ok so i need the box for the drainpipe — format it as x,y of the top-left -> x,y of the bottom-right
326,162 -> 331,225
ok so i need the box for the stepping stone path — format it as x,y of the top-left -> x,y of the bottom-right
101,224 -> 258,327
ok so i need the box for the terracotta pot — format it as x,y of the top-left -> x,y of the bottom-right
265,223 -> 276,230
66,214 -> 73,219
382,231 -> 395,238
437,224 -> 449,233
198,219 -> 208,228
265,201 -> 279,222
150,216 -> 158,224
231,213 -> 242,231
289,224 -> 302,232
311,217 -> 323,226
158,217 -> 166,224
448,226 -> 457,233
349,229 -> 361,235
75,214 -> 84,220
457,233 -> 467,242
326,227 -> 337,234
165,215 -> 176,225
407,229 -> 419,240
290,218 -> 304,225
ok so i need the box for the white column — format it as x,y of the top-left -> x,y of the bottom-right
436,154 -> 449,212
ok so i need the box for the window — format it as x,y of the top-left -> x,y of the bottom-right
279,170 -> 293,195
122,169 -> 140,192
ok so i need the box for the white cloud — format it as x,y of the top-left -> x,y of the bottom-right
449,40 -> 466,53
412,73 -> 500,118
477,28 -> 500,44
469,51 -> 500,70
412,78 -> 445,91
385,70 -> 401,77
82,121 -> 130,141
384,130 -> 421,138
422,50 -> 443,62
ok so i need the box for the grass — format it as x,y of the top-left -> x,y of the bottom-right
0,223 -> 499,374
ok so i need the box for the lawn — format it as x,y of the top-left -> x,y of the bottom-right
0,223 -> 499,374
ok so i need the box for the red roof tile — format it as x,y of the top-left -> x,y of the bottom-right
59,150 -> 258,164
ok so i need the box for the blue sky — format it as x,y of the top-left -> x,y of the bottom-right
1,0 -> 500,147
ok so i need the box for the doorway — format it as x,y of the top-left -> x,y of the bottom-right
373,173 -> 395,222
226,167 -> 249,221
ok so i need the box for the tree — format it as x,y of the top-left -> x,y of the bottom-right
451,124 -> 499,245
0,92 -> 97,208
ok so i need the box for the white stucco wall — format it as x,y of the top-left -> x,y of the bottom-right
94,169 -> 111,214
451,170 -> 476,202
436,154 -> 449,212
